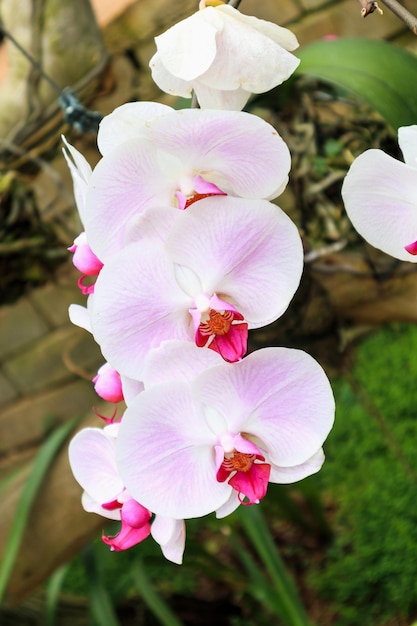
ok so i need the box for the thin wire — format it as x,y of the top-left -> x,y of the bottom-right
0,25 -> 63,97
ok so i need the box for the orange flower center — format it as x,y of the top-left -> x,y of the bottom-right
205,309 -> 233,336
223,451 -> 255,473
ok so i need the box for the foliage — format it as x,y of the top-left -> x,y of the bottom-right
296,38 -> 417,130
311,324 -> 417,625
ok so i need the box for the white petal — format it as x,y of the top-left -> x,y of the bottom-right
142,340 -> 223,388
149,52 -> 193,98
151,516 -> 186,564
69,427 -> 124,504
154,10 -> 219,80
398,125 -> 417,169
342,148 -> 417,262
97,101 -> 173,156
68,303 -> 92,332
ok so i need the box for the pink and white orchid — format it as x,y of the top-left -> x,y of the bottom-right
69,424 -> 186,563
342,125 -> 417,262
115,347 -> 335,520
90,196 -> 303,377
149,2 -> 300,110
84,104 -> 291,261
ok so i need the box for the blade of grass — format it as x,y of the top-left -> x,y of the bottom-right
82,544 -> 120,626
238,506 -> 312,626
0,418 -> 78,604
131,559 -> 185,626
230,532 -> 298,618
45,564 -> 70,626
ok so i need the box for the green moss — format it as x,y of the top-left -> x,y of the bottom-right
311,324 -> 417,625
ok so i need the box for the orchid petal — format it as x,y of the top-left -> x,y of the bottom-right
342,148 -> 417,262
199,5 -> 299,93
85,140 -> 174,261
68,303 -> 92,332
150,108 -> 291,199
97,101 -> 173,155
149,52 -> 193,98
69,427 -> 124,505
398,125 -> 417,168
91,241 -> 193,379
116,381 -> 232,519
151,516 -> 186,564
154,11 -> 219,80
269,448 -> 325,484
62,136 -> 92,225
193,82 -> 251,111
142,340 -> 223,388
193,347 -> 335,467
166,196 -> 303,325
81,492 -> 121,521
121,376 -> 144,406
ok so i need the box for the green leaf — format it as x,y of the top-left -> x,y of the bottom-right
296,38 -> 417,130
237,506 -> 312,626
45,564 -> 70,626
82,545 -> 121,626
131,559 -> 185,626
0,418 -> 78,604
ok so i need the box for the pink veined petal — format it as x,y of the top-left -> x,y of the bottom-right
269,448 -> 325,484
228,463 -> 271,505
90,240 -> 193,380
97,101 -> 174,156
342,148 -> 417,262
116,381 -> 233,519
142,340 -> 223,388
85,139 -> 175,262
68,427 -> 124,505
154,10 -> 219,81
149,108 -> 291,200
398,125 -> 417,168
193,347 -> 335,468
151,516 -> 186,565
165,196 -> 303,326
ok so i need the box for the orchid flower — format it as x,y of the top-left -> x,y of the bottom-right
342,125 -> 417,262
84,104 -> 291,261
90,196 -> 303,377
69,424 -> 186,563
149,1 -> 300,110
115,347 -> 335,520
